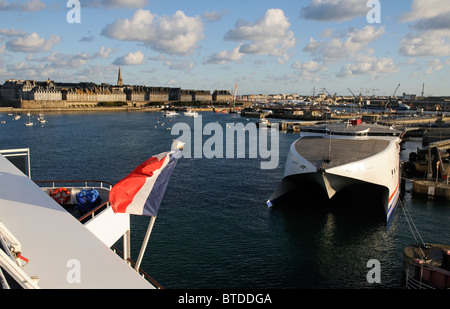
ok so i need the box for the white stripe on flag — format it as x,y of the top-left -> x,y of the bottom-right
125,152 -> 171,215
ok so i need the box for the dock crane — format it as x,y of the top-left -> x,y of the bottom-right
323,88 -> 337,104
386,84 -> 400,110
348,88 -> 362,106
392,84 -> 400,99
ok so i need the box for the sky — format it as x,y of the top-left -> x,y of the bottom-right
1,0 -> 450,96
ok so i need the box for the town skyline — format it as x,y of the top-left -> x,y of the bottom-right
1,1 -> 450,97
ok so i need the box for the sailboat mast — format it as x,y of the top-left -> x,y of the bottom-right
232,82 -> 237,111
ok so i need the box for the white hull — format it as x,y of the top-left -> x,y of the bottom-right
268,125 -> 402,221
184,110 -> 198,117
163,111 -> 178,117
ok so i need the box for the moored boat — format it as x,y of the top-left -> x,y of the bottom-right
267,122 -> 403,222
403,243 -> 450,289
163,110 -> 179,117
184,109 -> 198,117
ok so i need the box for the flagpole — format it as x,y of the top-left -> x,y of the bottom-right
135,215 -> 157,271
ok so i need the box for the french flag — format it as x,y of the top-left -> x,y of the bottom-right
110,141 -> 184,216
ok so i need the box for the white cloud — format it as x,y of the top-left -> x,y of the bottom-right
96,46 -> 114,58
5,32 -> 60,53
400,0 -> 450,23
206,44 -> 245,64
202,11 -> 226,22
399,0 -> 450,57
303,26 -> 385,61
0,0 -> 45,11
102,9 -> 204,55
299,0 -> 369,22
164,59 -> 195,70
40,52 -> 92,68
336,55 -> 399,78
426,58 -> 443,74
223,9 -> 297,63
113,51 -> 146,65
399,30 -> 450,57
291,60 -> 328,80
21,0 -> 45,11
0,28 -> 27,37
84,0 -> 148,8
6,62 -> 55,79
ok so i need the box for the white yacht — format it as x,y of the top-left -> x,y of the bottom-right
267,123 -> 403,222
183,110 -> 198,117
163,110 -> 178,117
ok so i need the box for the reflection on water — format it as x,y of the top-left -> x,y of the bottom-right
0,111 -> 448,289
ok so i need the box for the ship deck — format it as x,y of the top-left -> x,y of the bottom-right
0,153 -> 153,289
294,136 -> 390,169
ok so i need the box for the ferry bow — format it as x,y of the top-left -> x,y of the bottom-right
267,123 -> 402,222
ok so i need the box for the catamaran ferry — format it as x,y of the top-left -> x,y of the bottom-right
267,122 -> 403,222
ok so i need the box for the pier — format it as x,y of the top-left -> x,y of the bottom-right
405,139 -> 450,200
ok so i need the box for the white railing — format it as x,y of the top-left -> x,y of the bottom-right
0,148 -> 31,178
0,221 -> 40,289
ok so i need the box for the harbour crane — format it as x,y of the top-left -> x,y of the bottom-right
386,84 -> 400,110
323,88 -> 337,104
392,84 -> 400,99
348,88 -> 362,105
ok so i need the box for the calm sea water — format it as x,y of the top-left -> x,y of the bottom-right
1,110 -> 449,289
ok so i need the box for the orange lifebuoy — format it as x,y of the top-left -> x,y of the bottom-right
49,187 -> 70,204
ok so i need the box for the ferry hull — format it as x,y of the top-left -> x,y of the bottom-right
268,134 -> 401,222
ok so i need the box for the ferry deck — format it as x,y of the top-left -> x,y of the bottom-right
0,149 -> 154,289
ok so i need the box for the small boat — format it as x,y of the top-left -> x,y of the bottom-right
38,113 -> 47,124
184,110 -> 198,117
25,114 -> 33,126
403,243 -> 450,289
13,115 -> 21,121
163,110 -> 178,117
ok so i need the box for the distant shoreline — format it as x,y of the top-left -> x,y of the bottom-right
0,106 -> 217,114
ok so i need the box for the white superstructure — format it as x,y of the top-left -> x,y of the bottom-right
0,149 -> 157,289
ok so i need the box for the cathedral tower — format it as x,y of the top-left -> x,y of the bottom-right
117,66 -> 123,86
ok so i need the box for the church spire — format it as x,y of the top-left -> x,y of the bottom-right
117,66 -> 123,86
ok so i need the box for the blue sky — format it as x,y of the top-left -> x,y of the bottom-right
1,0 -> 450,96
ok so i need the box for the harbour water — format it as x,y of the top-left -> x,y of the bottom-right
0,110 -> 449,289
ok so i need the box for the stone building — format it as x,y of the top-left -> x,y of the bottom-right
213,90 -> 233,102
193,90 -> 212,102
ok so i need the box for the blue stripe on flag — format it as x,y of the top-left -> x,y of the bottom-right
142,153 -> 178,216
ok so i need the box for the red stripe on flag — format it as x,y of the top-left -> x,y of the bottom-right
110,154 -> 168,214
